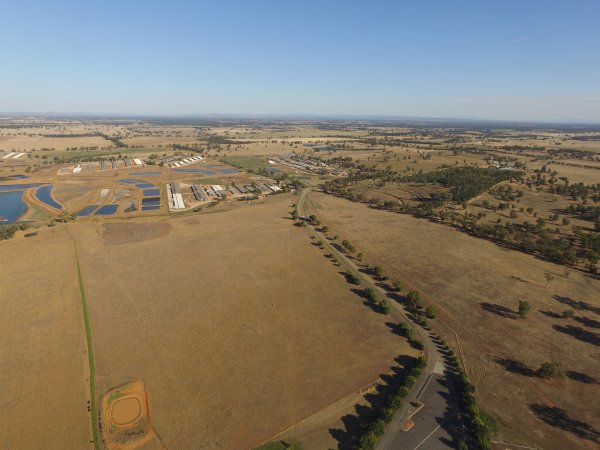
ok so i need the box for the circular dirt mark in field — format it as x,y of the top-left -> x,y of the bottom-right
111,397 -> 142,426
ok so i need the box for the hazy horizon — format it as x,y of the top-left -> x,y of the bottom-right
2,111 -> 599,126
1,0 -> 599,122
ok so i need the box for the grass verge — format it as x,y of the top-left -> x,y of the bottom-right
68,230 -> 99,450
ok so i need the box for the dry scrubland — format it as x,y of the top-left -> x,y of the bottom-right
66,194 -> 406,449
0,229 -> 90,449
467,183 -> 592,231
309,192 -> 600,450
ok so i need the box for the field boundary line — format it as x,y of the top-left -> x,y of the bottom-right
252,376 -> 381,449
490,440 -> 538,449
66,229 -> 99,450
436,317 -> 469,377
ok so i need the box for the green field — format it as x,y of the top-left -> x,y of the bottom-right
221,155 -> 272,171
31,146 -> 178,162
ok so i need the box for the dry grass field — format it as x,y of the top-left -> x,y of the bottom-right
541,163 -> 600,185
0,134 -> 112,151
3,119 -> 600,449
0,229 -> 90,449
64,194 -> 408,449
308,192 -> 600,450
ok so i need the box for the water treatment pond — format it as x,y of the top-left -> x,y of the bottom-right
76,205 -> 99,217
0,183 -> 41,192
95,204 -> 118,215
0,191 -> 27,223
35,185 -> 63,210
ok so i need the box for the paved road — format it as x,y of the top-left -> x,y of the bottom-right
297,189 -> 459,450
377,371 -> 460,450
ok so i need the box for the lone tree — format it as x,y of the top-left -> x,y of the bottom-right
373,265 -> 384,278
562,309 -> 575,319
379,299 -> 391,315
407,291 -> 423,309
518,300 -> 530,319
392,280 -> 403,292
344,271 -> 361,285
398,322 -> 413,339
363,287 -> 377,303
537,361 -> 564,379
425,306 -> 436,319
321,225 -> 329,233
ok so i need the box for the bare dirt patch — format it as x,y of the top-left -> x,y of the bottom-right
102,221 -> 172,245
101,381 -> 164,450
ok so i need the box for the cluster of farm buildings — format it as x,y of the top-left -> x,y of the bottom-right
63,155 -> 207,175
70,158 -> 145,174
164,155 -> 204,167
166,181 -> 282,210
0,151 -> 27,160
270,152 -> 344,175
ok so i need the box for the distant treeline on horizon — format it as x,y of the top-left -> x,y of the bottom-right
1,113 -> 599,132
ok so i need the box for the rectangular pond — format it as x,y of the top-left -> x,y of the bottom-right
117,179 -> 141,185
143,189 -> 160,196
141,197 -> 161,206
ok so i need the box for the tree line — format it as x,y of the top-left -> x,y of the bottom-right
323,179 -> 599,272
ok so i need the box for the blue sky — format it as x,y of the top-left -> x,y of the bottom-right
1,0 -> 599,121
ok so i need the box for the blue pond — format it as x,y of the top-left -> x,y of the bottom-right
76,205 -> 99,217
95,204 -> 119,215
36,185 -> 62,210
130,172 -> 160,176
10,175 -> 29,179
142,205 -> 161,211
0,183 -> 41,192
141,197 -> 160,206
0,191 -> 27,223
143,189 -> 160,196
136,183 -> 154,188
117,179 -> 141,185
173,168 -> 238,175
